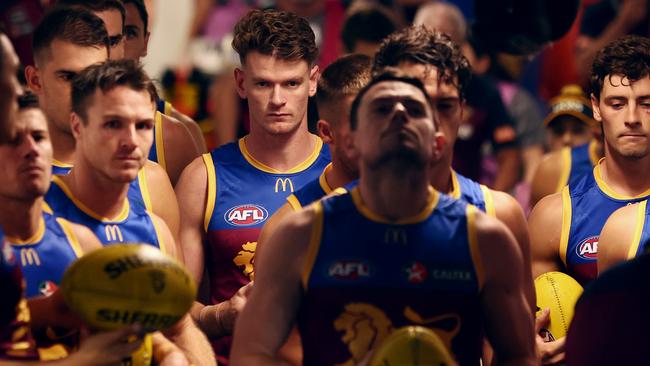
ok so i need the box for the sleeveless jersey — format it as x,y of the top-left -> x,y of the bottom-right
49,167 -> 155,217
286,163 -> 346,210
0,232 -> 38,361
148,111 -> 167,171
44,176 -> 164,251
625,200 -> 650,258
299,188 -> 483,366
203,136 -> 330,364
450,170 -> 495,216
52,159 -> 73,176
556,140 -> 600,192
7,213 -> 82,298
561,161 -> 650,285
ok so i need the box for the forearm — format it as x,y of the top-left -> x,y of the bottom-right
493,148 -> 521,192
163,316 -> 216,366
191,301 -> 232,338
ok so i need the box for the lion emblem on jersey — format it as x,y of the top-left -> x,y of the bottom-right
334,303 -> 461,365
233,241 -> 256,281
334,303 -> 392,366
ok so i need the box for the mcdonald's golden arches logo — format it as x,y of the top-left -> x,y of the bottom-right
274,178 -> 294,193
105,225 -> 124,242
384,228 -> 407,245
20,248 -> 41,266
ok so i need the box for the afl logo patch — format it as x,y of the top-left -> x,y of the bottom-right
224,204 -> 268,227
576,236 -> 598,260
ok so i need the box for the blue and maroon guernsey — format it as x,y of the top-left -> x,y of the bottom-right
286,163 -> 345,210
556,140 -> 600,192
299,188 -> 484,366
450,170 -> 495,216
7,213 -> 82,298
203,136 -> 329,363
625,200 -> 650,258
45,176 -> 165,251
561,161 -> 650,285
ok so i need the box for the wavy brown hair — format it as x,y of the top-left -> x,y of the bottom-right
231,9 -> 318,65
591,35 -> 650,100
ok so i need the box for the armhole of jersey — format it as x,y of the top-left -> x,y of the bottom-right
138,168 -> 153,211
150,215 -> 167,256
302,202 -> 324,290
480,185 -> 496,217
202,153 -> 217,232
286,194 -> 302,211
56,217 -> 83,258
466,205 -> 485,291
164,101 -> 172,115
556,148 -> 572,193
42,201 -> 53,215
559,186 -> 572,267
154,112 -> 167,171
627,200 -> 647,259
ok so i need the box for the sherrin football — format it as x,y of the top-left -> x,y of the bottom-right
369,326 -> 456,366
61,244 -> 196,331
535,271 -> 583,340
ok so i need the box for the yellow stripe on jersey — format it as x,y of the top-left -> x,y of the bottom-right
239,134 -> 324,174
52,158 -> 73,169
163,101 -> 172,116
154,112 -> 167,172
594,159 -> 650,199
351,187 -> 439,225
56,217 -> 83,258
202,153 -> 217,232
480,185 -> 495,217
150,216 -> 167,256
588,139 -> 600,166
559,186 -> 572,267
42,201 -> 53,214
138,168 -> 153,211
287,194 -> 303,211
302,201 -> 324,290
52,175 -> 130,222
449,170 -> 461,199
627,200 -> 648,259
556,147 -> 572,193
7,217 -> 45,245
319,163 -> 334,194
466,204 -> 484,291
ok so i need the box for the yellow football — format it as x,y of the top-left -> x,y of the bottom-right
369,326 -> 456,366
535,271 -> 584,340
61,244 -> 196,331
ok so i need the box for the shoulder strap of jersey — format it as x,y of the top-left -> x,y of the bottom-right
202,153 -> 217,232
465,204 -> 484,291
556,147 -> 572,193
627,200 -> 648,259
302,201 -> 325,290
559,185 -> 572,267
55,217 -> 83,258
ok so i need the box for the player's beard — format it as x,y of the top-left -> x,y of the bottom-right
369,146 -> 427,173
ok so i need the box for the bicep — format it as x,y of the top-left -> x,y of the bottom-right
175,158 -> 208,283
598,205 -> 638,275
256,203 -> 294,264
146,162 -> 181,244
71,224 -> 103,253
153,215 -> 179,260
528,195 -> 564,277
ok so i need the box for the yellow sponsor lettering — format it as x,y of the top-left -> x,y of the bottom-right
105,225 -> 124,242
274,178 -> 294,193
20,248 -> 40,266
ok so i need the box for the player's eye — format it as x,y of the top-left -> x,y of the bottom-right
109,34 -> 123,47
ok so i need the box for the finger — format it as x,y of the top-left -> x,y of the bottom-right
104,338 -> 146,364
535,308 -> 551,332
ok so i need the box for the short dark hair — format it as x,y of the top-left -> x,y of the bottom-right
32,6 -> 109,65
17,91 -> 40,110
71,59 -> 157,123
373,26 -> 471,100
232,9 -> 318,65
123,0 -> 148,33
590,35 -> 650,100
350,67 -> 432,130
341,4 -> 397,53
57,0 -> 126,30
317,54 -> 372,110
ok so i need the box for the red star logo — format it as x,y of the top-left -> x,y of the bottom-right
405,262 -> 427,284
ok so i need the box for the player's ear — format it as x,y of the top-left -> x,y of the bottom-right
25,65 -> 43,94
317,119 -> 333,144
431,131 -> 446,162
70,112 -> 83,139
591,93 -> 602,122
142,32 -> 151,57
308,65 -> 319,97
234,68 -> 247,99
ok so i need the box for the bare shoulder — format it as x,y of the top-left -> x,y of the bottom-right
66,220 -> 103,253
473,209 -> 519,254
528,191 -> 563,228
261,204 -> 318,257
175,155 -> 208,196
598,202 -> 642,273
531,149 -> 567,205
490,189 -> 525,220
144,160 -> 168,182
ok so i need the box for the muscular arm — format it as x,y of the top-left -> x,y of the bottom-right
597,203 -> 639,275
230,209 -> 314,366
151,214 -> 179,260
492,191 -> 535,310
161,114 -> 203,186
528,193 -> 565,278
169,106 -> 208,154
144,161 -> 181,257
69,222 -> 103,253
475,211 -> 536,365
493,147 -> 521,192
256,202 -> 295,261
530,150 -> 565,207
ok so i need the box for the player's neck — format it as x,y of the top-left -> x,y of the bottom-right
430,150 -> 454,194
0,197 -> 43,241
64,160 -> 130,219
601,151 -> 650,196
244,127 -> 316,171
48,124 -> 76,165
328,154 -> 357,190
358,164 -> 431,221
